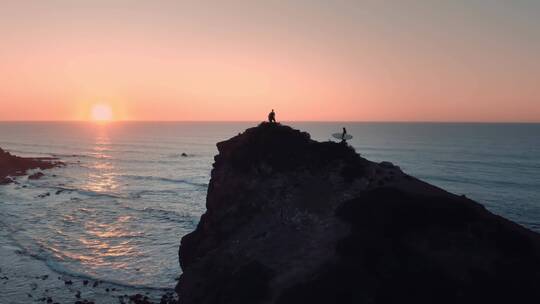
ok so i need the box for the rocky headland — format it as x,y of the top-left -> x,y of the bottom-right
177,123 -> 540,304
0,147 -> 62,184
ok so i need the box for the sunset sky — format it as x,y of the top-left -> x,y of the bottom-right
1,0 -> 539,122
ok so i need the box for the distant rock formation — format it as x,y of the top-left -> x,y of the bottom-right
0,148 -> 62,184
177,123 -> 540,304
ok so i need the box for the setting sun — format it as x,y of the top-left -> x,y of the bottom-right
91,104 -> 113,122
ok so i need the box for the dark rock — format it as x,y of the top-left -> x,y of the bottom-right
83,280 -> 88,286
64,280 -> 73,285
0,177 -> 14,185
28,172 -> 45,180
160,291 -> 178,304
176,123 -> 540,304
129,294 -> 152,304
0,148 -> 62,185
379,161 -> 395,168
181,153 -> 188,157
37,192 -> 51,198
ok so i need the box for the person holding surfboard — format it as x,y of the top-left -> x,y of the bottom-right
268,109 -> 276,123
332,127 -> 353,143
341,127 -> 347,141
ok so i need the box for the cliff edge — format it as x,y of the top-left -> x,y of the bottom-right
177,123 -> 540,304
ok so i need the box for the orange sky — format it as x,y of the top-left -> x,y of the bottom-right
1,1 -> 539,122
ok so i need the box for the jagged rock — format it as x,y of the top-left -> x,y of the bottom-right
177,123 -> 540,304
0,148 -> 62,184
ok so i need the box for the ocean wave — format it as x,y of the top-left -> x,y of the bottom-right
21,245 -> 172,291
2,230 -> 175,291
118,203 -> 196,224
77,157 -> 185,166
140,207 -> 195,223
435,159 -> 540,170
52,153 -> 92,158
51,186 -> 126,199
129,189 -> 180,199
421,174 -> 540,190
120,174 -> 208,188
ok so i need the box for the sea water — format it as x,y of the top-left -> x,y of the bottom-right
0,122 -> 539,294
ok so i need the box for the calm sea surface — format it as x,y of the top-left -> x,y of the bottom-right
0,122 -> 539,290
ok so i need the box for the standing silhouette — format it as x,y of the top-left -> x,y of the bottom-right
341,127 -> 347,143
268,109 -> 276,123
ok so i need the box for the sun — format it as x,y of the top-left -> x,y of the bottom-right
91,104 -> 113,122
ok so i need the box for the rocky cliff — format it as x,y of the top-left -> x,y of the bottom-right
0,147 -> 62,184
177,123 -> 540,304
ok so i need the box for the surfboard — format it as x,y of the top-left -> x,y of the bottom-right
332,133 -> 353,140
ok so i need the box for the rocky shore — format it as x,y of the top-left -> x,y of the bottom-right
0,148 -> 179,303
0,147 -> 63,184
177,123 -> 540,304
0,236 -> 177,304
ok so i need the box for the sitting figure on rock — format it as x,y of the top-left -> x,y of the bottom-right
268,109 -> 276,123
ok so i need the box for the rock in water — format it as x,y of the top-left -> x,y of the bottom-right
177,123 -> 540,304
0,177 -> 14,185
28,172 -> 45,180
0,148 -> 62,184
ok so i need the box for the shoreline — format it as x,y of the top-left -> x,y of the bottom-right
0,228 -> 176,304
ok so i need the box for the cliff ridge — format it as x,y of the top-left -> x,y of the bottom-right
177,123 -> 540,304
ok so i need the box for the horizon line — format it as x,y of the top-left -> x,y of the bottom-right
0,120 -> 539,124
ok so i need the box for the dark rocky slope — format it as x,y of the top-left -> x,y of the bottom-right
0,147 -> 62,184
177,123 -> 540,304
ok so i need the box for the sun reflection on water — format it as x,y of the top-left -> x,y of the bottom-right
85,129 -> 119,193
73,128 -> 143,270
79,217 -> 141,267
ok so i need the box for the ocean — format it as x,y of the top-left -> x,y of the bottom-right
0,122 -> 539,300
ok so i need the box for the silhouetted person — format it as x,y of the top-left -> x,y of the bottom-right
268,109 -> 276,123
341,127 -> 347,142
